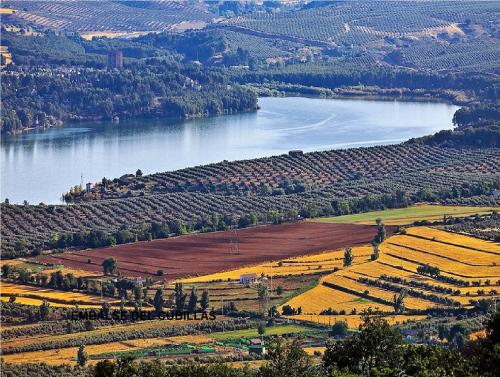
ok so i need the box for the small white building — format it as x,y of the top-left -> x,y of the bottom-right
239,273 -> 257,284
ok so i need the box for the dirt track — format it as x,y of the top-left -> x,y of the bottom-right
38,222 -> 382,280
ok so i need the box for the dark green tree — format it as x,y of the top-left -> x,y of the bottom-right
260,339 -> 317,377
373,218 -> 387,244
102,257 -> 117,275
258,322 -> 266,337
393,289 -> 407,314
343,247 -> 353,267
371,244 -> 380,261
133,286 -> 142,305
38,300 -> 50,320
468,310 -> 500,377
323,313 -> 403,375
77,345 -> 88,367
153,288 -> 164,313
330,321 -> 348,338
174,282 -> 186,311
187,286 -> 198,312
200,290 -> 210,311
94,360 -> 115,377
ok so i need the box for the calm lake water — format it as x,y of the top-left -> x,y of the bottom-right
1,97 -> 459,204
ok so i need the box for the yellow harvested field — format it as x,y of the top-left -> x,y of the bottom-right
0,281 -> 115,305
3,333 -> 212,365
42,268 -> 102,278
3,347 -> 85,365
405,227 -> 500,254
325,274 -> 434,310
0,259 -> 24,267
303,346 -> 326,356
282,227 -> 500,316
3,338 -> 166,365
351,260 -> 413,278
379,251 -> 498,281
0,296 -> 99,308
180,247 -> 372,283
383,244 -> 500,278
387,234 -> 498,266
283,281 -> 393,314
2,314 -> 231,350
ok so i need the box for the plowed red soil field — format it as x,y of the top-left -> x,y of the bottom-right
38,222 -> 382,280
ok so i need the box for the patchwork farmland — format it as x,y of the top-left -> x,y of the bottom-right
37,222 -> 380,279
1,324 -> 311,366
282,227 -> 500,323
2,220 -> 499,366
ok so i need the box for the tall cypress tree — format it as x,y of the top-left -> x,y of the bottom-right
174,282 -> 186,311
188,287 -> 198,312
200,290 -> 210,311
153,288 -> 164,313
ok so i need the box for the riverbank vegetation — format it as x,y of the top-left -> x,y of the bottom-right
0,51 -> 258,134
2,0 -> 499,134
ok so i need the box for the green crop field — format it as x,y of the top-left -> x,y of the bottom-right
210,324 -> 311,340
310,205 -> 496,225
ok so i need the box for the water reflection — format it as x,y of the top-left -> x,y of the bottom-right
1,97 -> 458,204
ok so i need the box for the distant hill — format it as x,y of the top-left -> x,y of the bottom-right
219,0 -> 500,73
2,1 -> 499,74
2,0 -> 214,35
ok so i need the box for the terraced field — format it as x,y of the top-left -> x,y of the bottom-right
282,227 -> 500,318
173,226 -> 499,314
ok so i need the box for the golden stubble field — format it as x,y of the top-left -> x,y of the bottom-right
281,227 -> 500,320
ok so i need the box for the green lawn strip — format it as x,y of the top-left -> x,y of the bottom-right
86,344 -> 214,360
210,324 -> 311,340
310,205 -> 494,225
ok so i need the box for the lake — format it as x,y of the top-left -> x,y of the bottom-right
1,97 -> 459,204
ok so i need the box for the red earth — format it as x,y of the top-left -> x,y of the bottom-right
38,222 -> 383,280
